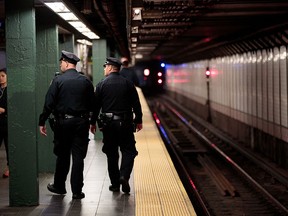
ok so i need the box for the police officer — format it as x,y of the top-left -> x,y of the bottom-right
119,57 -> 139,86
39,50 -> 95,199
90,57 -> 143,194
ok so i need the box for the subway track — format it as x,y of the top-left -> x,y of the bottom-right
146,95 -> 288,216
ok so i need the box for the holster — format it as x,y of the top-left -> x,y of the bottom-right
48,117 -> 56,132
97,113 -> 113,130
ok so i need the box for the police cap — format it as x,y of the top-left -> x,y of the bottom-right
59,50 -> 80,65
103,57 -> 122,68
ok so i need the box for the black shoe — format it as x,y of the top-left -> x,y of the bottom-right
72,192 -> 85,199
47,183 -> 66,195
109,185 -> 120,192
120,177 -> 130,193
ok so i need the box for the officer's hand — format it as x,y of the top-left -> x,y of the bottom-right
0,107 -> 5,114
136,123 -> 143,132
39,125 -> 47,136
90,124 -> 96,134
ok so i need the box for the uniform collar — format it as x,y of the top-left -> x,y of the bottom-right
109,71 -> 119,75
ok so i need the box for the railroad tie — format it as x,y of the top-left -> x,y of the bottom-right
198,155 -> 238,197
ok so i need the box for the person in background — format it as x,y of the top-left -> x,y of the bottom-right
90,57 -> 143,194
0,68 -> 8,178
119,57 -> 139,86
39,50 -> 95,199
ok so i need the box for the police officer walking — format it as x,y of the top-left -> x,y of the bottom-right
90,57 -> 143,194
119,57 -> 139,86
39,50 -> 95,199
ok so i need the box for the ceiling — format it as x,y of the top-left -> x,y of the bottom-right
2,0 -> 288,64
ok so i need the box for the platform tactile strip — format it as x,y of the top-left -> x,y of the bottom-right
134,89 -> 197,216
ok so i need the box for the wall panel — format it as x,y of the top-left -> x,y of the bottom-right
267,49 -> 274,135
165,46 -> 288,142
247,52 -> 253,124
280,46 -> 288,140
251,52 -> 257,127
273,47 -> 281,125
262,50 -> 268,133
256,50 -> 263,130
279,46 -> 288,127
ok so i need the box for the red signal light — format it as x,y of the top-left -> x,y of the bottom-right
206,67 -> 210,78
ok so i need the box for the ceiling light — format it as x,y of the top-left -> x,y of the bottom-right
58,12 -> 78,21
82,32 -> 99,39
45,2 -> 99,40
131,26 -> 139,33
45,2 -> 69,13
132,8 -> 142,20
135,54 -> 143,59
68,21 -> 89,31
77,39 -> 92,46
134,9 -> 141,15
131,37 -> 137,42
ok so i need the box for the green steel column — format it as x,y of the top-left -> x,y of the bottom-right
36,20 -> 59,172
92,39 -> 107,140
92,39 -> 107,86
59,34 -> 75,54
6,0 -> 38,206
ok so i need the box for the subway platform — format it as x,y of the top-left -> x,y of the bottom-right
0,89 -> 196,216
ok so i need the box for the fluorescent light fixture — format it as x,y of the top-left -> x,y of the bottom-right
45,2 -> 69,13
131,37 -> 137,42
135,54 -> 143,59
58,12 -> 78,21
69,21 -> 88,30
77,39 -> 93,46
45,2 -> 99,40
131,48 -> 136,54
82,32 -> 99,39
131,26 -> 139,33
132,8 -> 142,20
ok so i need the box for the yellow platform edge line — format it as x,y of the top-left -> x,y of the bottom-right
134,88 -> 197,216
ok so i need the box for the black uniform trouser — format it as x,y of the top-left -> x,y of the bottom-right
53,117 -> 89,194
102,120 -> 138,187
0,118 -> 8,166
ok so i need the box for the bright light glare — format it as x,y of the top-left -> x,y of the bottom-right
144,69 -> 150,76
157,72 -> 162,77
134,9 -> 141,15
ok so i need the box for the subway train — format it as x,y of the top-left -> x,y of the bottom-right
133,60 -> 166,96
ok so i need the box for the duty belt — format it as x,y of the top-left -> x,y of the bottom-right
113,115 -> 124,120
64,114 -> 75,119
58,113 -> 88,119
103,113 -> 126,120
